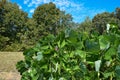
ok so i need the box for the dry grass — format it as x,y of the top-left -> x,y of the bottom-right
0,52 -> 24,80
0,72 -> 21,80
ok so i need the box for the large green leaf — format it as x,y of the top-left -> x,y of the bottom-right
118,45 -> 120,59
67,30 -> 78,43
103,72 -> 113,79
28,68 -> 39,80
104,47 -> 116,60
41,45 -> 49,50
61,40 -> 66,48
75,50 -> 86,61
85,39 -> 100,52
99,35 -> 110,50
23,48 -> 35,56
79,62 -> 87,73
16,61 -> 27,74
57,40 -> 66,48
115,66 -> 120,79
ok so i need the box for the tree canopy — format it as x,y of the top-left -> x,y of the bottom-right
0,0 -> 28,51
0,0 -> 120,51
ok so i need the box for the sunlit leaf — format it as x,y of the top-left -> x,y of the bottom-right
36,52 -> 43,61
75,50 -> 86,61
104,47 -> 116,60
61,40 -> 66,48
103,72 -> 113,78
99,35 -> 110,50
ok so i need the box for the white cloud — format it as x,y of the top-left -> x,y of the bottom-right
53,0 -> 84,13
23,0 -> 105,22
28,0 -> 43,7
52,0 -> 85,22
53,0 -> 105,22
44,0 -> 51,3
30,8 -> 35,13
24,0 -> 30,4
18,4 -> 22,9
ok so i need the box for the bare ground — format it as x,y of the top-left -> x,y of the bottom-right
0,52 -> 24,80
0,72 -> 21,80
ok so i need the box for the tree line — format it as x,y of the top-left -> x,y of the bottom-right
0,0 -> 120,51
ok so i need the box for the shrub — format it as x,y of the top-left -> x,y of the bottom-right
16,24 -> 120,80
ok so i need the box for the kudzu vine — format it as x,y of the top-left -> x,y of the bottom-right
16,24 -> 120,80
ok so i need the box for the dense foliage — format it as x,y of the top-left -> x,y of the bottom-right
0,0 -> 120,51
0,0 -> 28,51
0,0 -> 120,79
17,24 -> 120,80
0,0 -> 75,51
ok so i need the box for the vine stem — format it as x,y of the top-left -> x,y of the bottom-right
98,72 -> 100,79
110,74 -> 113,80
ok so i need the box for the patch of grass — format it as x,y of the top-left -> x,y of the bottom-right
0,52 -> 24,72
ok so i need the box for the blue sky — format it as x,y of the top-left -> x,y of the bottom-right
11,0 -> 120,23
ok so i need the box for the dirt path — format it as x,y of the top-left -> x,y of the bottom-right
0,52 -> 23,80
0,72 -> 21,80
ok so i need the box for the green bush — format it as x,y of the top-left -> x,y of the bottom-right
2,42 -> 33,51
16,24 -> 120,80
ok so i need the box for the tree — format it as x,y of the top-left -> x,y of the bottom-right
24,18 -> 38,46
33,2 -> 60,36
78,17 -> 92,33
33,2 -> 75,36
59,11 -> 73,27
115,7 -> 120,20
0,0 -> 28,51
114,7 -> 120,29
92,12 -> 119,34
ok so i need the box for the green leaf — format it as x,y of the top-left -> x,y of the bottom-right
33,47 -> 40,52
118,45 -> 120,59
115,66 -> 120,79
105,61 -> 111,67
23,48 -> 35,56
59,77 -> 66,80
99,35 -> 110,50
57,41 -> 61,48
103,72 -> 113,78
75,50 -> 86,61
36,52 -> 43,61
110,23 -> 118,28
16,61 -> 27,74
41,46 -> 49,49
61,40 -> 66,48
85,40 -> 100,52
28,68 -> 39,80
79,62 -> 87,73
104,47 -> 116,60
56,31 -> 65,42
67,30 -> 78,43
